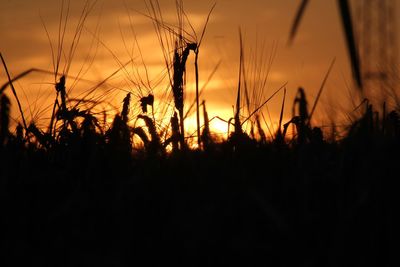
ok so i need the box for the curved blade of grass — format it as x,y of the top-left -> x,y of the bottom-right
197,2 -> 216,48
0,53 -> 28,130
0,68 -> 92,94
308,58 -> 336,122
337,0 -> 363,89
288,0 -> 309,45
234,28 -> 244,133
278,87 -> 287,132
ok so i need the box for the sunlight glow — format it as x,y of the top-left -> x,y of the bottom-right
1,0 -> 390,143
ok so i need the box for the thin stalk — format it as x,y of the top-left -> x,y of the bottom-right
278,87 -> 287,132
308,58 -> 336,123
195,50 -> 200,148
48,92 -> 60,135
0,53 -> 28,131
235,28 -> 243,134
184,60 -> 221,120
288,0 -> 309,45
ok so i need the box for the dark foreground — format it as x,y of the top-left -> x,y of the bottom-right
1,133 -> 398,267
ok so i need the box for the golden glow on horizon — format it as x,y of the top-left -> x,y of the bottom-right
2,0 -> 399,139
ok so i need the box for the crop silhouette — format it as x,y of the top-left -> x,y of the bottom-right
1,1 -> 398,266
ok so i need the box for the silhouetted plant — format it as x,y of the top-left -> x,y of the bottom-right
0,94 -> 10,146
166,111 -> 180,152
255,114 -> 267,144
200,100 -> 212,151
139,94 -> 154,114
121,93 -> 131,123
137,114 -> 164,155
107,113 -> 131,156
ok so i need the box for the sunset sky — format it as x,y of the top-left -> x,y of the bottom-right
1,0 -> 398,136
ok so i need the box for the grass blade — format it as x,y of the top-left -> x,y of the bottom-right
308,58 -> 336,122
0,53 -> 28,131
337,0 -> 363,89
288,0 -> 309,45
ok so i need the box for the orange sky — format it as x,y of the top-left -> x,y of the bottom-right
1,0 -> 398,137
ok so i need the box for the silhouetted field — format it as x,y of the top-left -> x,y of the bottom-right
1,0 -> 399,265
1,92 -> 398,266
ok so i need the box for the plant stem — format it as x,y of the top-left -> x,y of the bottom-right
195,50 -> 201,148
0,53 -> 28,131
